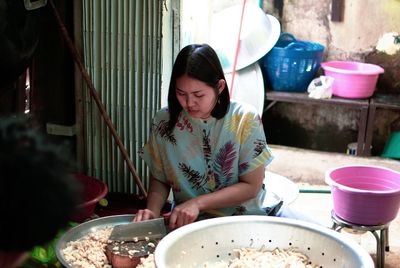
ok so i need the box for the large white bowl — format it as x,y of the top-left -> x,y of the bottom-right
210,3 -> 280,73
155,216 -> 374,268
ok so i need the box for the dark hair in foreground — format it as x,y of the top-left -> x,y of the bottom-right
167,44 -> 230,131
0,116 -> 82,251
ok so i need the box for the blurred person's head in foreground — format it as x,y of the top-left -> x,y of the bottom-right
0,116 -> 82,268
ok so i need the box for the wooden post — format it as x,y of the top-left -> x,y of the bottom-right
331,0 -> 344,22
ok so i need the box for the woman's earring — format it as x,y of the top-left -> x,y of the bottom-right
217,95 -> 221,104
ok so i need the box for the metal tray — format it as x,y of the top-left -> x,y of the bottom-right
56,214 -> 134,267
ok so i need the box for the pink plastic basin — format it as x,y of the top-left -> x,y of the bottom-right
71,174 -> 108,222
321,61 -> 384,99
325,165 -> 400,225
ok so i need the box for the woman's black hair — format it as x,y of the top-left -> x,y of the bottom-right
167,44 -> 230,132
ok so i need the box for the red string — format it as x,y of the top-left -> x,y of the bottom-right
229,0 -> 247,98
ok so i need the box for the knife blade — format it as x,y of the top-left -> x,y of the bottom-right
109,217 -> 167,242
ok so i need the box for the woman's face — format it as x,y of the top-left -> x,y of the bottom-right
176,74 -> 224,119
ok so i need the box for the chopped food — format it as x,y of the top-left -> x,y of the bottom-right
204,247 -> 317,268
61,227 -> 113,268
137,254 -> 156,268
61,227 -> 317,268
61,227 -> 157,268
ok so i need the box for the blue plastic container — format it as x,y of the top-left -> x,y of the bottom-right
260,33 -> 325,92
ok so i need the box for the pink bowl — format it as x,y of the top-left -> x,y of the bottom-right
71,174 -> 108,222
321,61 -> 384,99
325,165 -> 400,225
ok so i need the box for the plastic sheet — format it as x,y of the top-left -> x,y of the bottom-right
307,75 -> 334,99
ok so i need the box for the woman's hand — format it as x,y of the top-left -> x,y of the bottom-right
167,199 -> 200,230
133,209 -> 157,222
133,175 -> 170,222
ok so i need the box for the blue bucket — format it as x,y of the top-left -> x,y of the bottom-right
260,33 -> 325,92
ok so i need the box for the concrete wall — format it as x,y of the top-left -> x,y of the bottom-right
283,0 -> 400,57
280,0 -> 400,94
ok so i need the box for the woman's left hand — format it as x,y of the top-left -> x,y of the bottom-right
167,199 -> 200,230
133,208 -> 157,222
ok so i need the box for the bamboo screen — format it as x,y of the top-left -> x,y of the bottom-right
81,0 -> 162,194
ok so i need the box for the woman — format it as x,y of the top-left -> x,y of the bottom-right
135,44 -> 274,230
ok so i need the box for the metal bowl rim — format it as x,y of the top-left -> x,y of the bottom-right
56,214 -> 135,267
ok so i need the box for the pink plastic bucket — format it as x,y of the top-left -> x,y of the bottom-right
72,174 -> 108,222
325,165 -> 400,225
321,61 -> 384,99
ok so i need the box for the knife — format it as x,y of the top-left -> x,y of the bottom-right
109,217 -> 168,242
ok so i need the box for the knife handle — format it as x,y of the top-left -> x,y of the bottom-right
162,214 -> 170,225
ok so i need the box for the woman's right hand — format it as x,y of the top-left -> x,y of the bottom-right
167,199 -> 200,230
133,209 -> 157,222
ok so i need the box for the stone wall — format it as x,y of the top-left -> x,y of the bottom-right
276,0 -> 400,94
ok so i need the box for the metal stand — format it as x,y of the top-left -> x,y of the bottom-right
331,211 -> 390,268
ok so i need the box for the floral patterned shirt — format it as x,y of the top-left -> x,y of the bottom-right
140,100 -> 273,219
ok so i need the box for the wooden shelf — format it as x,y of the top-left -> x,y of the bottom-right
264,90 -> 370,156
265,90 -> 369,108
